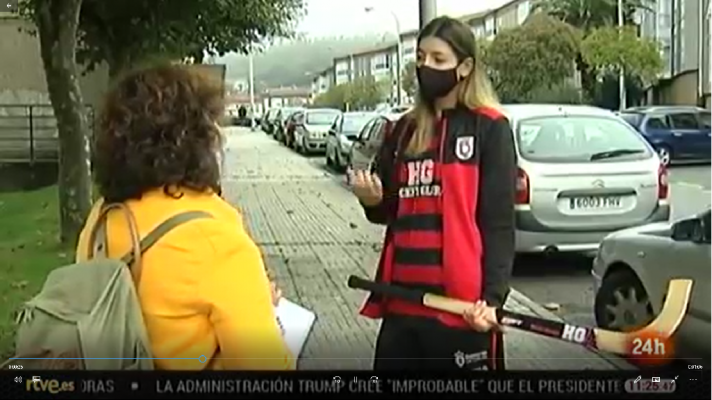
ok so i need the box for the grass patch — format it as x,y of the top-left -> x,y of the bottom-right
0,185 -> 71,357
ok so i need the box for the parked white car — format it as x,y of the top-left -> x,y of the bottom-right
592,209 -> 711,366
503,104 -> 671,254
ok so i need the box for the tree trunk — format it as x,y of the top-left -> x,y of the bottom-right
35,0 -> 92,246
575,54 -> 597,102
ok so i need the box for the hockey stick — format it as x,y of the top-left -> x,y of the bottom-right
347,275 -> 693,355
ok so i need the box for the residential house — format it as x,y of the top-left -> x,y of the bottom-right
262,87 -> 311,108
639,0 -> 711,107
225,93 -> 265,118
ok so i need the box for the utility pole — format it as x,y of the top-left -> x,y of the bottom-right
617,0 -> 626,110
707,0 -> 711,107
248,48 -> 256,131
419,0 -> 437,28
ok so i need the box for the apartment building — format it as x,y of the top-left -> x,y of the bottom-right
328,29 -> 418,102
639,0 -> 711,107
310,66 -> 335,97
313,0 -> 535,101
465,0 -> 532,40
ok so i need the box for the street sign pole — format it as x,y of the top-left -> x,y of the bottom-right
419,0 -> 437,28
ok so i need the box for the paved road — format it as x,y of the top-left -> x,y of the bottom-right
220,127 -> 630,371
306,143 -> 710,328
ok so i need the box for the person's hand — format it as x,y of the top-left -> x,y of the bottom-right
463,300 -> 500,333
270,281 -> 282,306
348,169 -> 383,206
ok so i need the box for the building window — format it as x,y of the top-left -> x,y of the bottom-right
485,16 -> 495,37
517,1 -> 530,25
372,54 -> 388,71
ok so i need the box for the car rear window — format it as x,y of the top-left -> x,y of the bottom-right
307,111 -> 340,125
342,114 -> 374,133
516,116 -> 652,163
618,112 -> 642,128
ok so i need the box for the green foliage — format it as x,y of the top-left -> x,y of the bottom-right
345,76 -> 386,110
313,76 -> 386,111
532,0 -> 651,31
527,82 -> 588,104
581,26 -> 663,84
486,14 -> 580,103
19,0 -> 306,76
401,60 -> 417,98
313,84 -> 349,109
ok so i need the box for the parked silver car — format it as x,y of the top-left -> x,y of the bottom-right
292,108 -> 341,154
592,209 -> 710,366
325,111 -> 375,171
504,104 -> 670,254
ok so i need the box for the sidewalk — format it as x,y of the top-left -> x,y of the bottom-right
220,127 -> 633,371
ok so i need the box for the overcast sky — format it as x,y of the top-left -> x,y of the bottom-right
296,0 -> 511,37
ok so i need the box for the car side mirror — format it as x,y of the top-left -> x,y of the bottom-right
672,217 -> 709,244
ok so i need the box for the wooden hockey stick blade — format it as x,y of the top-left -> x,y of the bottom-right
593,278 -> 693,355
347,275 -> 693,355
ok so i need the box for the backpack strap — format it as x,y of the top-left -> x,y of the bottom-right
120,210 -> 213,266
120,210 -> 213,281
88,202 -> 141,264
88,204 -> 212,281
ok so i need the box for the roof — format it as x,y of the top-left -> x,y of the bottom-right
622,106 -> 709,114
500,104 -> 617,120
264,87 -> 311,97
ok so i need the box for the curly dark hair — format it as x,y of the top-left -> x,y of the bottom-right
93,63 -> 224,203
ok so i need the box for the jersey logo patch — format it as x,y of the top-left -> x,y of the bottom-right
455,136 -> 475,161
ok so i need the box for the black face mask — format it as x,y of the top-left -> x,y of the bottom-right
416,65 -> 459,102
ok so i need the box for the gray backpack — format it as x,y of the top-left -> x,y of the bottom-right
1,203 -> 211,370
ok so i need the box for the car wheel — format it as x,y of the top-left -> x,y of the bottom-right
595,269 -> 654,332
657,145 -> 672,166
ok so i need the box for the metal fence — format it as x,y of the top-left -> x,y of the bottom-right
0,104 -> 94,164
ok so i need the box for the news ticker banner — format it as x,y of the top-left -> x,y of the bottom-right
1,370 -> 708,399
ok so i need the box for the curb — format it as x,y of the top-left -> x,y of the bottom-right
508,289 -> 635,370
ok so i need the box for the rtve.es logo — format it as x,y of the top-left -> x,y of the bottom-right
26,377 -> 76,394
399,159 -> 441,198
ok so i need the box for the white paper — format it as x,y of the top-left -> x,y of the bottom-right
274,298 -> 316,358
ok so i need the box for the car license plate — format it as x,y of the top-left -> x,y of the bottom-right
569,196 -> 622,210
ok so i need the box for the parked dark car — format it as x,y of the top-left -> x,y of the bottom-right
273,107 -> 304,143
261,108 -> 280,134
282,112 -> 304,148
347,111 -> 406,183
618,106 -> 711,166
325,111 -> 375,171
291,108 -> 341,154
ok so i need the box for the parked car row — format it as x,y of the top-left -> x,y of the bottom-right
258,103 -> 709,367
261,105 -> 412,173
